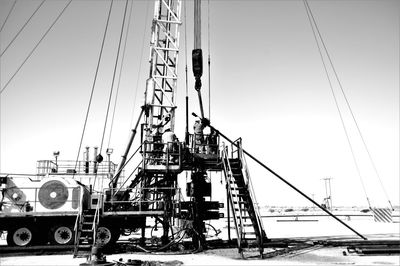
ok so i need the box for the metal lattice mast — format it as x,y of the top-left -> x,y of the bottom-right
144,0 -> 182,139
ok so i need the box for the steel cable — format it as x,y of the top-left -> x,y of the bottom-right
74,0 -> 114,172
1,0 -> 46,57
305,0 -> 393,210
106,0 -> 134,150
207,0 -> 211,120
0,0 -> 17,33
0,0 -> 72,95
303,0 -> 371,207
129,1 -> 151,129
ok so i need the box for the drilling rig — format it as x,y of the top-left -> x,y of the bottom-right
91,0 -> 267,257
0,1 -> 370,262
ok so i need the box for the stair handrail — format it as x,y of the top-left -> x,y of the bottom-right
91,191 -> 102,247
73,187 -> 84,256
236,140 -> 266,237
242,153 -> 265,234
221,143 -> 244,247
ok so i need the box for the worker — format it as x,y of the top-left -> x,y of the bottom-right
207,127 -> 218,155
162,128 -> 178,164
193,120 -> 205,153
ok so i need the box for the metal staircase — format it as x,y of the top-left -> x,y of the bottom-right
73,200 -> 100,258
221,140 -> 266,258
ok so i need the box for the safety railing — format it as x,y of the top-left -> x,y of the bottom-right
221,143 -> 244,250
142,141 -> 182,171
102,187 -> 181,214
73,191 -> 84,256
91,192 -> 102,246
232,138 -> 265,240
37,160 -> 118,175
230,137 -> 242,159
35,161 -> 125,193
189,133 -> 220,156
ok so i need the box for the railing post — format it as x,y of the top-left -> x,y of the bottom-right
226,183 -> 231,241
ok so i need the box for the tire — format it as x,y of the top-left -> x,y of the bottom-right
49,225 -> 74,245
7,227 -> 34,247
96,226 -> 119,247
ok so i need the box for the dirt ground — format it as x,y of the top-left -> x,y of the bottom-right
1,245 -> 399,266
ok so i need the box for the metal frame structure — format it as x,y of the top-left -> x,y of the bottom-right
145,0 -> 182,138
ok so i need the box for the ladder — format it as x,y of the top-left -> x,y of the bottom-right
222,141 -> 266,258
73,203 -> 100,258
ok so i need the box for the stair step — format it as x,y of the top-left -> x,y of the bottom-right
73,249 -> 92,258
231,187 -> 245,191
231,186 -> 245,190
230,181 -> 245,186
241,224 -> 254,227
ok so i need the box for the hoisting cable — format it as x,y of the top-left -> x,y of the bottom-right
184,0 -> 189,144
0,0 -> 72,95
303,0 -> 372,208
106,0 -> 134,150
207,0 -> 211,121
1,0 -> 46,57
0,0 -> 17,33
129,1 -> 150,130
97,0 -> 129,185
193,0 -> 205,119
73,0 -> 113,173
192,112 -> 367,240
304,0 -> 393,210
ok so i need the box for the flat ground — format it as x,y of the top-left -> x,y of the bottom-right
1,214 -> 399,265
1,234 -> 399,266
0,246 -> 399,266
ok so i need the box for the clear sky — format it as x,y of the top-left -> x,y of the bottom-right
0,0 -> 399,208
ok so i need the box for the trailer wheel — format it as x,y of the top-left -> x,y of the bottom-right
7,227 -> 33,246
49,225 -> 74,245
96,226 -> 119,247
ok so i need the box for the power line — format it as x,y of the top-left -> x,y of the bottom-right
0,0 -> 72,95
0,0 -> 17,33
1,0 -> 46,57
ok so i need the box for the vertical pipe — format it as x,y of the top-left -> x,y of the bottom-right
185,95 -> 189,145
329,178 -> 333,210
194,0 -> 201,49
93,147 -> 98,174
85,147 -> 90,174
112,108 -> 144,189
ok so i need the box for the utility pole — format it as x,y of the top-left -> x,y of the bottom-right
322,177 -> 333,210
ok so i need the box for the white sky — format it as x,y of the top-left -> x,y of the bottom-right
0,0 -> 399,208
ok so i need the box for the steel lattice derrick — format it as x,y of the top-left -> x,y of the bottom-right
145,0 -> 182,139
